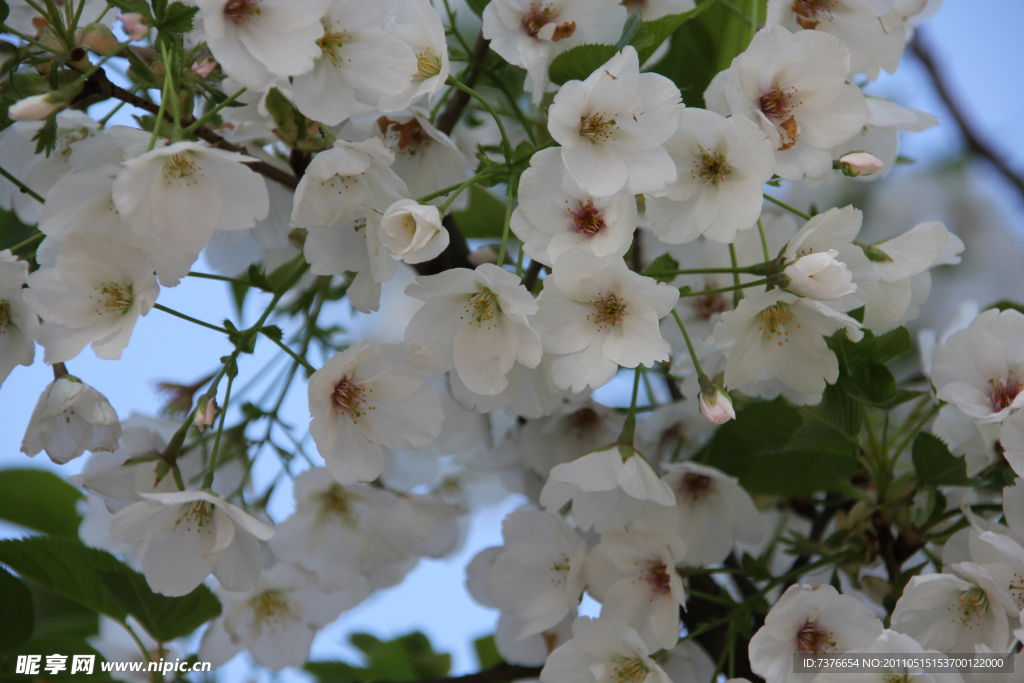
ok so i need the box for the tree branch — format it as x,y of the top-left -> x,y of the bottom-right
82,68 -> 299,190
911,33 -> 1024,201
435,31 -> 490,136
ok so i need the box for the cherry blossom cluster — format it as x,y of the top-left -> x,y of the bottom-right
6,0 -> 1022,681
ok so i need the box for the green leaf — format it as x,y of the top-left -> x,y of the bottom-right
267,253 -> 308,293
642,253 -> 680,284
548,43 -> 618,86
452,185 -> 506,239
0,470 -> 82,538
32,116 -> 57,157
0,1 -> 9,25
912,433 -> 971,486
650,0 -> 755,107
741,449 -> 859,497
27,583 -> 98,639
307,632 -> 451,683
846,362 -> 897,407
259,325 -> 283,343
465,0 -> 491,17
246,263 -> 273,291
103,0 -> 150,18
787,383 -> 863,451
833,327 -> 913,371
702,398 -> 802,476
0,567 -> 33,654
474,635 -> 503,669
629,0 -> 721,64
157,2 -> 199,33
616,10 -> 644,49
987,300 -> 1024,316
0,538 -> 127,620
96,570 -> 221,642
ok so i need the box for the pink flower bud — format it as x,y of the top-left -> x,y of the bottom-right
194,397 -> 217,433
838,152 -> 884,177
120,13 -> 149,42
192,57 -> 217,79
78,24 -> 120,56
698,388 -> 735,425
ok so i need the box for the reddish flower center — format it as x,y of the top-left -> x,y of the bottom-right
694,291 -> 729,321
795,620 -> 836,653
759,86 -> 798,121
568,407 -> 601,430
332,379 -> 368,419
791,0 -> 833,28
570,200 -> 606,236
522,3 -> 557,36
643,561 -> 673,595
224,0 -> 260,22
680,472 -> 714,502
990,372 -> 1022,412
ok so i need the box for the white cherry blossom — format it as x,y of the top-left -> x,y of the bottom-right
378,0 -> 451,111
540,617 -> 672,683
195,0 -> 330,88
713,288 -> 864,405
292,0 -> 418,126
932,309 -> 1024,424
705,26 -> 869,181
485,509 -> 587,638
0,251 -> 38,386
539,445 -> 676,533
483,0 -> 627,105
109,490 -> 275,597
749,583 -> 884,683
404,264 -> 542,396
510,148 -> 637,267
548,46 -> 681,196
25,234 -> 159,363
647,109 -> 775,244
533,252 -> 679,393
21,376 -> 121,464
308,341 -> 443,485
585,527 -> 687,650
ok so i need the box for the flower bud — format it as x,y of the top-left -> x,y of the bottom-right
192,57 -> 217,78
468,244 -> 500,267
9,94 -> 60,121
837,151 -> 884,177
120,13 -> 150,42
698,385 -> 735,425
194,396 -> 217,433
378,199 -> 449,264
782,249 -> 856,301
78,24 -> 120,56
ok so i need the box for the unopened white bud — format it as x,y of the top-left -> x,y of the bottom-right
698,387 -> 735,425
782,249 -> 856,301
838,152 -> 884,177
194,397 -> 217,433
9,94 -> 61,121
379,199 -> 448,264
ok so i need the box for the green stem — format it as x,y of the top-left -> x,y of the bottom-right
183,86 -> 247,135
201,361 -> 235,490
497,171 -> 519,266
120,621 -> 153,665
681,278 -> 768,299
642,265 -> 761,277
438,174 -> 481,213
446,75 -> 512,162
1,23 -> 63,53
617,367 -> 643,447
6,231 -> 44,252
153,303 -> 229,334
146,58 -> 171,152
0,166 -> 46,204
187,271 -> 252,288
763,193 -> 811,220
671,309 -> 705,378
261,330 -> 316,373
515,247 -> 525,277
170,463 -> 185,491
757,218 -> 770,261
728,243 -> 743,306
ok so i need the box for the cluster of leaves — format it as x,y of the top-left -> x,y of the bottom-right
0,470 -> 221,680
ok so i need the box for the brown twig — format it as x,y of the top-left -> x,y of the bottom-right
435,31 -> 490,136
911,33 -> 1024,201
82,68 -> 299,190
521,259 -> 543,291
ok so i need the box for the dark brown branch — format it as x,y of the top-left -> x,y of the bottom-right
522,259 -> 543,291
681,574 -> 756,681
81,68 -> 299,190
435,31 -> 491,136
417,664 -> 542,683
911,33 -> 1024,201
